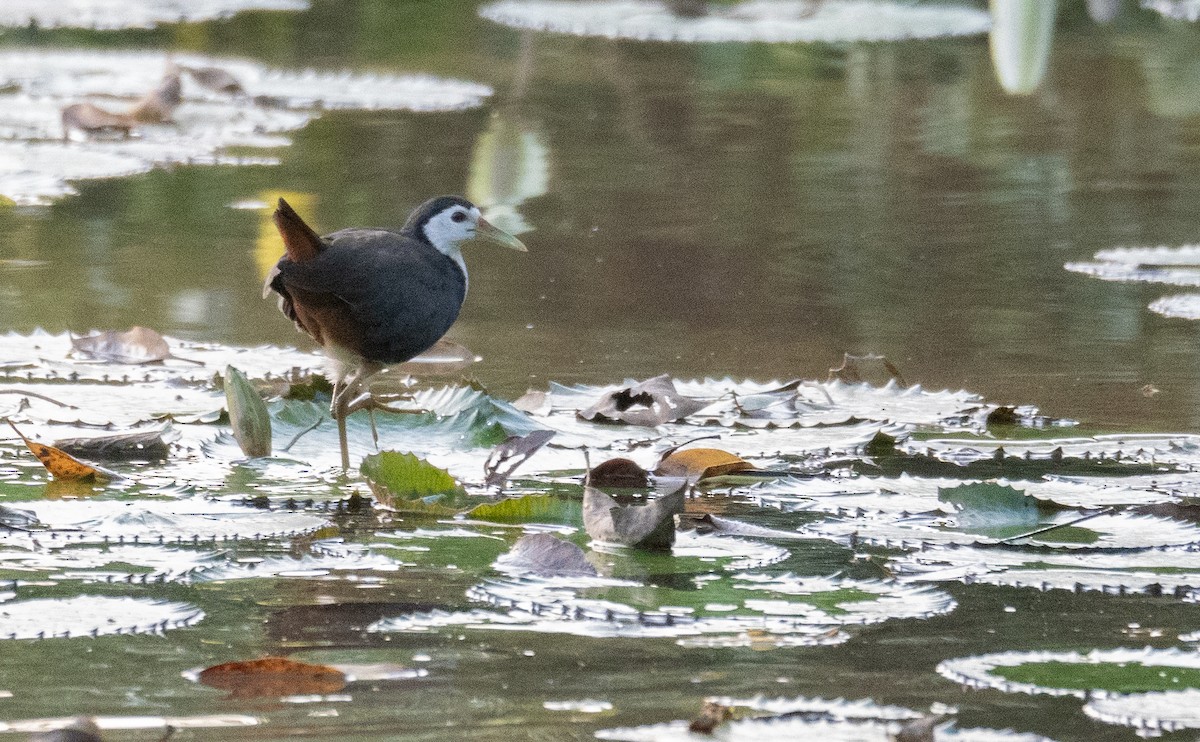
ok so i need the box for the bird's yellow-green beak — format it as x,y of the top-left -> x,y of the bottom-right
474,217 -> 528,252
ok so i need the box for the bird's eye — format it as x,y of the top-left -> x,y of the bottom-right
451,211 -> 468,223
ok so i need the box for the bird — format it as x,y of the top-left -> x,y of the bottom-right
263,196 -> 527,469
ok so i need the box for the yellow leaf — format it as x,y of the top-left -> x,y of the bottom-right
7,421 -> 109,482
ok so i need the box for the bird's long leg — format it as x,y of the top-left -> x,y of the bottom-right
329,378 -> 351,471
330,363 -> 384,468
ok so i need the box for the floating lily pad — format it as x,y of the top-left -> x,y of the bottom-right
479,0 -> 990,43
892,543 -> 1200,596
596,693 -> 1053,742
0,544 -> 213,584
0,595 -> 203,639
806,511 -> 1200,550
0,50 -> 492,205
1149,293 -> 1200,320
0,714 -> 258,735
0,0 -> 307,29
1084,688 -> 1200,733
0,499 -> 331,545
938,648 -> 1200,698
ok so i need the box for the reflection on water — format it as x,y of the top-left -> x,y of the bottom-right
3,2 -> 1200,435
989,0 -> 1057,94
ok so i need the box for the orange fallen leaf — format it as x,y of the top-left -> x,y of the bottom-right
654,448 -> 755,483
7,421 -> 110,482
198,656 -> 346,698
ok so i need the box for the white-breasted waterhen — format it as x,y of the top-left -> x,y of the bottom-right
264,196 -> 527,469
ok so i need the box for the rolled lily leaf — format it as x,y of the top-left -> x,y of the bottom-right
224,365 -> 271,458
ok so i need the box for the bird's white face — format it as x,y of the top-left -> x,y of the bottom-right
422,204 -> 483,254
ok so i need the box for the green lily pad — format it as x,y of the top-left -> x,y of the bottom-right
361,451 -> 467,514
938,648 -> 1200,699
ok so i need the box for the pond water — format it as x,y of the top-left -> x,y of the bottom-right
3,1 -> 1200,740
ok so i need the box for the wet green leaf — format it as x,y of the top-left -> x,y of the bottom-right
362,451 -> 466,514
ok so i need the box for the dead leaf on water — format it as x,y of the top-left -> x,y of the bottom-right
655,447 -> 755,483
7,420 -> 112,482
688,700 -> 733,734
588,457 -> 650,488
583,482 -> 685,549
484,429 -> 555,487
54,428 -> 173,462
578,374 -> 710,426
197,656 -> 346,699
70,326 -> 198,365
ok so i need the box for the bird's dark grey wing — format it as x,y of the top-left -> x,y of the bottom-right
269,229 -> 467,364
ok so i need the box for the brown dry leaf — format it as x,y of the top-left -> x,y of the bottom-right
70,326 -> 195,365
688,700 -> 733,734
828,352 -> 907,387
655,447 -> 755,483
61,102 -> 135,137
54,429 -> 171,462
8,420 -> 110,482
578,374 -> 710,426
583,482 -> 685,549
588,457 -> 650,488
198,656 -> 346,699
484,429 -> 556,487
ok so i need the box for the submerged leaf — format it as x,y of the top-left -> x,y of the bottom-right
467,494 -> 580,525
494,533 -> 597,577
198,657 -> 346,698
937,483 -> 1054,531
583,483 -> 686,549
224,366 -> 272,458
